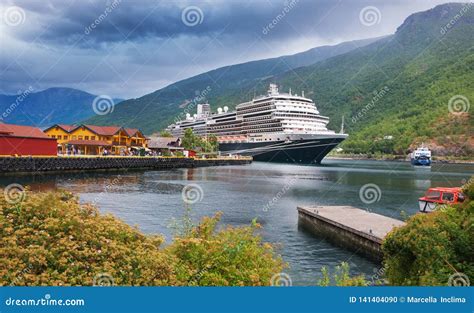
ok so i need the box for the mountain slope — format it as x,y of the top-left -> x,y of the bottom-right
272,2 -> 473,155
85,37 -> 381,133
86,3 -> 473,156
0,88 -> 124,128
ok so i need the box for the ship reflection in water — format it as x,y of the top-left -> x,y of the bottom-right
1,160 -> 471,285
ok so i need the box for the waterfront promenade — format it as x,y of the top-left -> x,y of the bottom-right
0,156 -> 252,174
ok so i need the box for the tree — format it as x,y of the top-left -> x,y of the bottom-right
181,128 -> 196,150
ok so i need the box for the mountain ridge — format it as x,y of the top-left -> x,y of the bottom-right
85,36 -> 383,133
0,87 -> 124,128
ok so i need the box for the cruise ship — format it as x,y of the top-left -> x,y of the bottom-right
166,84 -> 348,164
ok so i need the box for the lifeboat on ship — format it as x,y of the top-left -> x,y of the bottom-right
418,187 -> 465,213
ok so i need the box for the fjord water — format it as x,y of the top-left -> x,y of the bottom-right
2,160 -> 472,285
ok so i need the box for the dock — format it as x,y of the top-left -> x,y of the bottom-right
297,206 -> 406,261
0,156 -> 252,174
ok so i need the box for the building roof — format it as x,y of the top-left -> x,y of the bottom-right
0,123 -> 52,139
45,123 -> 146,138
124,128 -> 139,137
64,140 -> 112,146
80,125 -> 121,136
148,137 -> 179,149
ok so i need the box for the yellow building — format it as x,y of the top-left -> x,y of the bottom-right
44,124 -> 148,155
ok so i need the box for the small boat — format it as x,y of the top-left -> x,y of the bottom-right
411,145 -> 431,166
418,187 -> 465,213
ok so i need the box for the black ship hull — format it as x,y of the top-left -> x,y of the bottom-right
219,137 -> 345,164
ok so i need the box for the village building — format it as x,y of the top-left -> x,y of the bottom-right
0,123 -> 57,156
44,124 -> 148,155
147,137 -> 183,155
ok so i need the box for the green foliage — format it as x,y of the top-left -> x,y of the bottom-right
182,128 -> 197,150
462,177 -> 474,199
159,130 -> 173,137
0,189 -> 175,286
167,212 -> 285,286
382,204 -> 474,286
181,128 -> 218,153
318,262 -> 367,286
0,189 -> 284,286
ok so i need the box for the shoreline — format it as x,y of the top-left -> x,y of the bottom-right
326,155 -> 474,165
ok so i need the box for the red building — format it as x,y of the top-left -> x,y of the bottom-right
0,123 -> 57,156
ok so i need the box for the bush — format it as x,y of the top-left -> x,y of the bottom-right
168,214 -> 284,286
382,204 -> 473,285
0,189 -> 284,286
318,262 -> 367,286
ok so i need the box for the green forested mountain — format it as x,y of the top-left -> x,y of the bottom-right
87,3 -> 473,156
275,2 -> 474,156
85,37 -> 381,132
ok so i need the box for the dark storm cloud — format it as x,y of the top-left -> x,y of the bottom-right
1,0 -> 449,98
11,0 -> 351,46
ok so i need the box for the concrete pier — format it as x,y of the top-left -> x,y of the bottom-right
297,206 -> 406,261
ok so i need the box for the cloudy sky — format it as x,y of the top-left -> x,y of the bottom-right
0,0 -> 449,99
